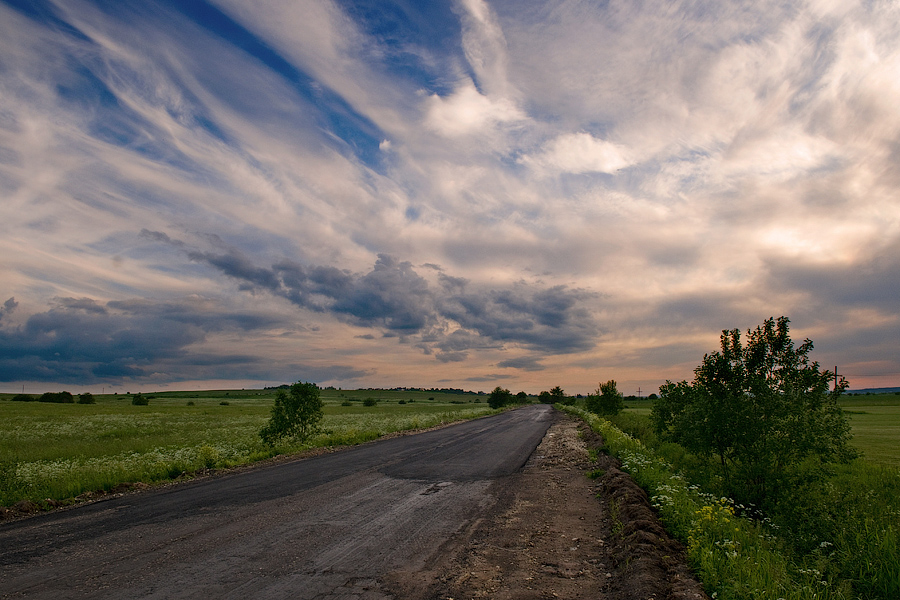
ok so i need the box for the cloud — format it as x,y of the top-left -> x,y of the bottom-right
147,231 -> 600,358
465,373 -> 514,383
2,0 -> 900,393
0,298 -> 17,323
521,132 -> 633,176
424,80 -> 525,137
497,356 -> 546,372
456,0 -> 515,98
0,294 -> 369,384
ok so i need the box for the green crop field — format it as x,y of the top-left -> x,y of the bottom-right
0,388 -> 499,508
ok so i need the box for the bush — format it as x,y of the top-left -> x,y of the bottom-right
198,445 -> 220,470
260,381 -> 324,446
131,394 -> 149,406
585,380 -> 625,415
78,392 -> 95,404
362,398 -> 377,407
39,391 -> 74,403
11,394 -> 35,402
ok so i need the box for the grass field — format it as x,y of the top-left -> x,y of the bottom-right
838,393 -> 900,467
621,393 -> 900,467
0,388 -> 499,507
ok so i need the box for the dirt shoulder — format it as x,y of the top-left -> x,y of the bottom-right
398,410 -> 708,600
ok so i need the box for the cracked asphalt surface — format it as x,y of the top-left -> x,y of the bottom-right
0,405 -> 554,599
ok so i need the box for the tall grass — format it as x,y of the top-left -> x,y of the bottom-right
563,406 -> 899,600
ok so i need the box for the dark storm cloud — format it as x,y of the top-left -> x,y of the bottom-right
150,232 -> 600,361
497,356 -> 546,372
0,297 -> 17,322
0,296 -> 365,384
439,285 -> 599,354
0,297 -> 204,382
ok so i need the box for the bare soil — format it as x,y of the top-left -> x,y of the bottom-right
392,413 -> 709,600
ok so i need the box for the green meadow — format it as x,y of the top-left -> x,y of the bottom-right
0,388 -> 498,508
838,393 -> 900,468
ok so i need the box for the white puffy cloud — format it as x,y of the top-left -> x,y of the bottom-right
520,132 -> 633,176
424,80 -> 525,137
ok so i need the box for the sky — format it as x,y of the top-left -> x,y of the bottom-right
1,0 -> 899,396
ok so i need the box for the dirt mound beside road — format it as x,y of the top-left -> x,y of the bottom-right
398,412 -> 708,600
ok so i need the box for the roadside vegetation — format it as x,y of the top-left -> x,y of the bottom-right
0,388 -> 501,511
568,317 -> 899,600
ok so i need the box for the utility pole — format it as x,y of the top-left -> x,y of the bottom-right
637,387 -> 642,399
834,366 -> 839,393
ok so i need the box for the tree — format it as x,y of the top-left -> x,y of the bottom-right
78,392 -> 95,404
586,380 -> 624,415
488,386 -> 513,409
549,386 -> 572,405
516,391 -> 528,403
537,390 -> 552,403
651,316 -> 856,507
260,381 -> 324,446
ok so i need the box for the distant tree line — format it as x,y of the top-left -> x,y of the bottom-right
11,391 -> 95,404
487,387 -> 531,409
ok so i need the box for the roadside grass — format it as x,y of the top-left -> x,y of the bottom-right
563,405 -> 900,600
0,390 -> 496,508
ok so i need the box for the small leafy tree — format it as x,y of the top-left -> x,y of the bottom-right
488,386 -> 513,409
131,393 -> 149,405
586,379 -> 624,415
516,391 -> 528,403
537,390 -> 552,403
78,392 -> 95,404
260,381 -> 324,446
651,316 -> 856,507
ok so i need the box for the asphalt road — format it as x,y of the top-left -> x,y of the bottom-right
0,404 -> 554,599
